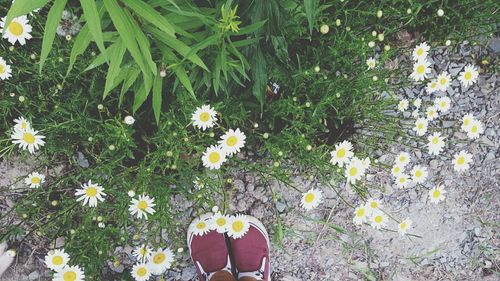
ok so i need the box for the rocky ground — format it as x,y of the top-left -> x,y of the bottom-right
1,39 -> 499,280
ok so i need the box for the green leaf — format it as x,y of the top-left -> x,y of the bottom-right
84,44 -> 117,72
120,68 -> 141,106
232,37 -> 261,48
172,64 -> 195,99
251,46 -> 267,109
80,0 -> 107,59
121,0 -> 176,38
234,20 -> 266,35
103,40 -> 126,98
4,0 -> 48,30
39,0 -> 68,73
304,0 -> 319,35
132,79 -> 152,113
124,9 -> 156,74
152,74 -> 163,124
66,24 -> 91,76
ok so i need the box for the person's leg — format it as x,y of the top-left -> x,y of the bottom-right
228,216 -> 271,281
187,213 -> 236,281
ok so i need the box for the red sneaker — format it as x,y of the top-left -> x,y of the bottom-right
187,213 -> 233,281
228,215 -> 271,281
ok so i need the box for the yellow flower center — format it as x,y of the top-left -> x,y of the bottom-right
457,156 -> 465,165
463,118 -> 470,126
52,256 -> 63,265
441,101 -> 446,108
432,190 -> 441,198
431,82 -> 437,89
23,132 -> 35,144
356,208 -> 365,217
153,253 -> 165,264
0,64 -> 5,74
399,177 -> 406,183
137,267 -> 147,277
226,136 -> 238,147
31,177 -> 41,184
374,215 -> 383,223
464,71 -> 472,80
399,156 -> 406,162
370,201 -> 378,208
196,222 -> 206,230
416,65 -> 425,74
139,248 -> 147,256
440,77 -> 447,85
432,137 -> 439,144
393,166 -> 400,173
208,151 -> 220,163
304,193 -> 315,203
199,112 -> 210,122
86,187 -> 97,197
137,200 -> 148,210
400,222 -> 407,230
8,22 -> 24,36
471,125 -> 477,133
349,167 -> 357,177
417,123 -> 423,129
336,148 -> 346,158
415,170 -> 422,178
63,271 -> 77,281
416,48 -> 424,56
21,122 -> 28,129
232,221 -> 244,232
216,217 -> 226,226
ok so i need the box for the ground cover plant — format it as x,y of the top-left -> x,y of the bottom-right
0,0 -> 498,280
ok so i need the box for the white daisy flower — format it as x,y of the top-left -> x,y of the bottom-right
0,57 -> 12,80
366,57 -> 376,69
391,164 -> 405,177
413,98 -> 422,109
53,265 -> 85,281
412,42 -> 430,61
410,59 -> 431,81
330,140 -> 354,168
460,113 -> 474,132
149,248 -> 175,275
397,99 -> 409,112
425,106 -> 439,121
13,117 -> 30,131
189,214 -> 212,236
411,109 -> 419,118
44,249 -> 70,271
191,105 -> 217,130
398,218 -> 412,236
458,64 -> 479,87
24,172 -> 45,188
75,180 -> 106,207
124,115 -> 135,125
395,173 -> 411,188
129,195 -> 156,219
365,198 -> 381,215
410,165 -> 428,184
131,262 -> 151,281
436,72 -> 451,92
0,16 -> 32,45
413,118 -> 428,136
395,152 -> 411,167
426,80 -> 439,94
427,132 -> 446,156
300,188 -> 323,210
11,127 -> 46,154
209,212 -> 230,233
435,96 -> 451,113
227,214 -> 250,239
429,185 -> 446,204
218,128 -> 246,156
352,205 -> 368,225
361,157 -> 371,170
345,157 -> 366,184
452,150 -> 473,172
132,245 -> 153,262
201,145 -> 227,170
466,119 -> 484,139
370,211 -> 388,230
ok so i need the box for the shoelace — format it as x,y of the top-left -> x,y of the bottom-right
196,255 -> 232,280
238,257 -> 267,280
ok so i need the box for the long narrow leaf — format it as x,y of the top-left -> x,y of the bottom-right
132,78 -> 152,113
39,0 -> 68,73
4,0 -> 48,29
152,74 -> 163,124
104,40 -> 126,98
304,0 -> 319,35
121,0 -> 176,38
80,0 -> 107,59
123,9 -> 156,74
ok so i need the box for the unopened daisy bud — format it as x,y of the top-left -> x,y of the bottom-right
305,102 -> 311,107
98,223 -> 105,228
177,247 -> 184,253
384,45 -> 391,51
377,10 -> 383,18
88,137 -> 93,142
22,213 -> 28,218
212,206 -> 219,213
335,19 -> 341,26
30,54 -> 36,60
263,133 -> 269,139
51,200 -> 58,206
292,97 -> 297,101
278,151 -> 283,156
133,234 -> 140,240
407,8 -> 412,14
91,51 -> 96,57
57,84 -> 63,90
97,216 -> 103,222
306,145 -> 312,151
183,137 -> 188,142
253,123 -> 259,128
6,249 -> 16,257
128,190 -> 135,197
209,132 -> 215,138
70,229 -> 76,234
378,33 -> 384,42
314,66 -> 320,72
171,164 -> 177,170
159,70 -> 167,77
109,144 -> 115,151
124,115 -> 135,125
336,93 -> 341,98
445,40 -> 451,46
320,24 -> 329,34
372,76 -> 378,81
368,41 -> 375,48
97,104 -> 104,110
372,30 -> 377,37
65,34 -> 72,41
226,178 -> 232,184
113,260 -> 121,268
273,162 -> 280,167
166,151 -> 173,157
437,9 -> 444,17
345,26 -> 351,31
10,93 -> 15,97
18,96 -> 25,102
9,46 -> 14,51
